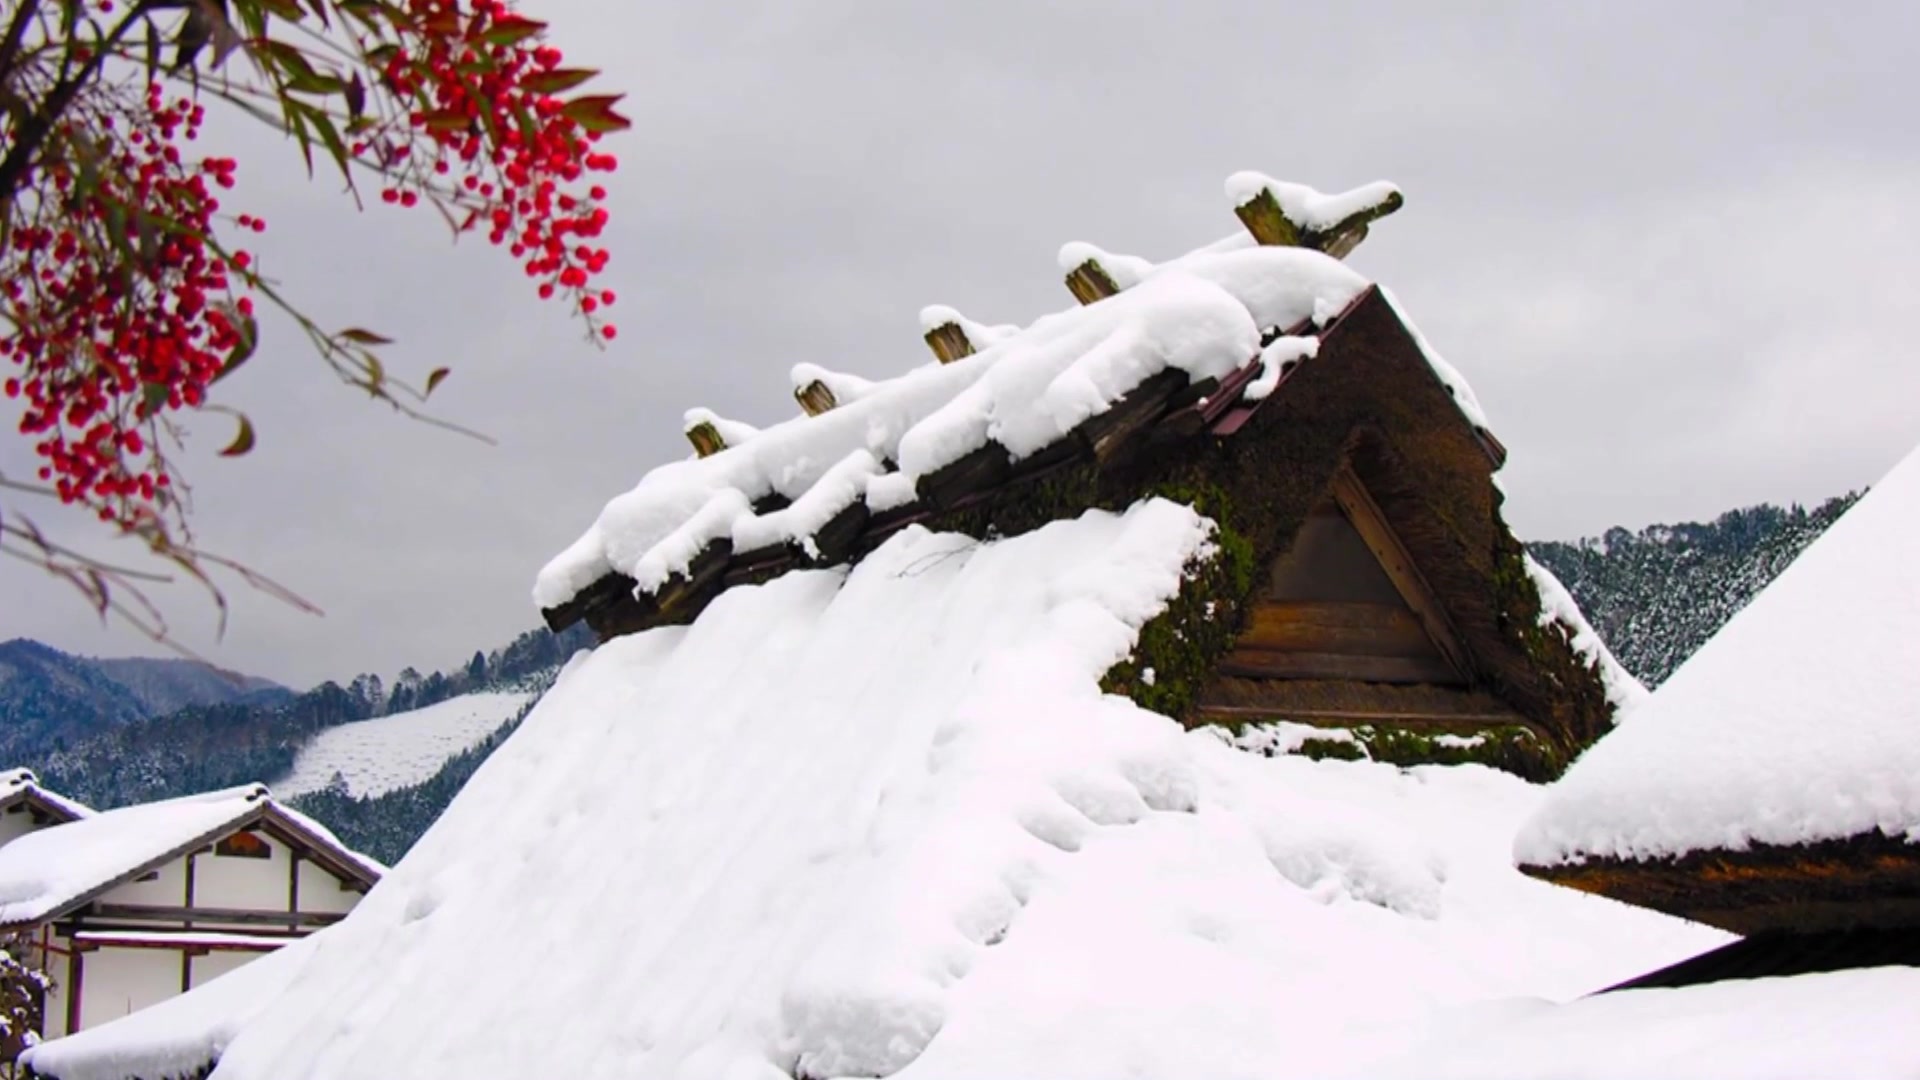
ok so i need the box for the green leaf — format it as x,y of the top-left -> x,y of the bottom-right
559,94 -> 632,133
219,414 -> 256,457
338,327 -> 393,345
138,382 -> 170,419
477,14 -> 544,45
424,367 -> 451,398
212,307 -> 258,384
520,67 -> 596,95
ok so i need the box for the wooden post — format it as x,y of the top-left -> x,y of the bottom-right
1064,258 -> 1120,305
686,419 -> 727,457
794,380 -> 837,417
923,321 -> 974,364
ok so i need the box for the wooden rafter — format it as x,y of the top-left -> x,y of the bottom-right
1324,464 -> 1474,682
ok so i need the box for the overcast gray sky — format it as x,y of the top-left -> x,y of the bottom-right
5,1 -> 1918,689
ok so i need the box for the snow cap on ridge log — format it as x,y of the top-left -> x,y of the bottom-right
1226,172 -> 1403,258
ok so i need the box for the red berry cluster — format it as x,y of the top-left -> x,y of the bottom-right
363,0 -> 619,340
1,84 -> 257,525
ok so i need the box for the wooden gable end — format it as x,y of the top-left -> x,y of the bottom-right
1220,466 -> 1470,687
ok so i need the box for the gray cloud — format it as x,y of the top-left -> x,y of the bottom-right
5,0 -> 1918,687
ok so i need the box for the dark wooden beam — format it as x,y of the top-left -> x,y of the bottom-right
1236,601 -> 1436,657
84,904 -> 345,928
1073,369 -> 1188,465
1523,830 -> 1920,936
1217,649 -> 1462,685
1191,703 -> 1528,727
917,442 -> 1013,511
1325,465 -> 1475,682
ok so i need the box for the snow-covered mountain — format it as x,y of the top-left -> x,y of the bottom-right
272,690 -> 536,800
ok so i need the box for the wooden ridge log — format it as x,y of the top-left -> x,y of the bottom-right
541,571 -> 638,633
1233,186 -> 1404,257
923,320 -> 974,364
585,540 -> 734,640
1063,258 -> 1120,304
795,379 -> 837,416
917,442 -> 1014,510
685,419 -> 727,458
1073,368 -> 1188,464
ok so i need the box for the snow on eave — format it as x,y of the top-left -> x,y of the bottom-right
0,785 -> 382,928
0,767 -> 93,821
1515,442 -> 1920,868
0,785 -> 272,928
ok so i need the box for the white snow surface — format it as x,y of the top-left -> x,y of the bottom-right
1,767 -> 92,819
1350,966 -> 1920,1080
0,785 -> 269,925
24,935 -> 315,1080
120,501 -> 1733,1080
1518,441 -> 1920,867
533,214 -> 1371,610
273,690 -> 533,800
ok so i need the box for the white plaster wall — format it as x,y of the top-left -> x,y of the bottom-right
98,856 -> 188,907
193,831 -> 291,912
0,807 -> 45,847
188,948 -> 261,989
77,947 -> 179,1032
296,858 -> 360,915
40,931 -> 72,1040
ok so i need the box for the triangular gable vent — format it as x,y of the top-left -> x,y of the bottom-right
1220,465 -> 1471,687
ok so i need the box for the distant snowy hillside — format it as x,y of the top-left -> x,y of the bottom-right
273,690 -> 534,799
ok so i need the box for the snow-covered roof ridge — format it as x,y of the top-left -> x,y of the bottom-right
0,766 -> 93,821
0,783 -> 381,928
535,173 -> 1503,637
1516,440 -> 1920,870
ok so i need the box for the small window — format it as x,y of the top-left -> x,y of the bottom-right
214,830 -> 271,859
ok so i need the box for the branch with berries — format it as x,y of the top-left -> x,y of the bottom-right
0,0 -> 628,644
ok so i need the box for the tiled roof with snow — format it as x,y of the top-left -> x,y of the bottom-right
0,767 -> 93,821
0,784 -> 382,927
0,785 -> 272,926
533,172 -> 1502,623
1516,441 -> 1920,867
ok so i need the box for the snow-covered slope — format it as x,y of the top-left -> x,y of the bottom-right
272,690 -> 533,800
32,501 -> 1724,1080
1518,441 -> 1920,866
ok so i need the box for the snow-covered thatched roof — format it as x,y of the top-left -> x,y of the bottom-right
1517,440 -> 1920,932
0,766 -> 92,824
0,784 -> 382,929
26,500 -> 1728,1080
